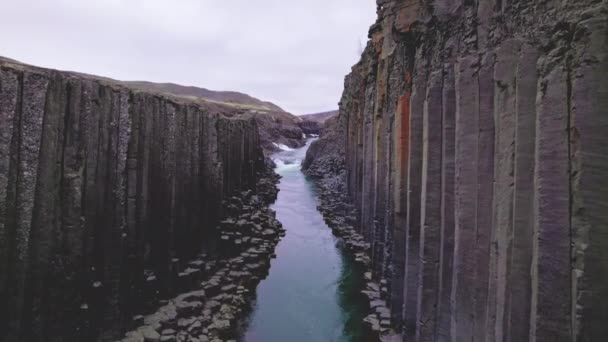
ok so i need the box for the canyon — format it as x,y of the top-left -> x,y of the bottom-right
1,0 -> 607,341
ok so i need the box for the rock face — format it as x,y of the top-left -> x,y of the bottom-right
298,110 -> 339,136
302,115 -> 345,179
252,111 -> 306,152
305,0 -> 608,341
0,60 -> 265,341
297,119 -> 322,136
299,110 -> 338,124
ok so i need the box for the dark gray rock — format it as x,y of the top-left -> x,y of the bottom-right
303,0 -> 608,340
0,59 -> 265,341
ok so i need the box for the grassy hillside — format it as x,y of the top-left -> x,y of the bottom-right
299,110 -> 338,123
123,81 -> 286,113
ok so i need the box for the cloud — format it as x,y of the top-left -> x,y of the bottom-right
0,0 -> 376,114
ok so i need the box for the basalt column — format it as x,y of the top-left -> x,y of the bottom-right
0,62 -> 263,342
311,0 -> 608,340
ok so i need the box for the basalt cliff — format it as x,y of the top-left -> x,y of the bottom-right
305,0 -> 608,341
0,58 -> 281,341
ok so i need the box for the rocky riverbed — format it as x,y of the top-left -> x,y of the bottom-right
120,162 -> 284,342
303,114 -> 396,340
311,177 -> 397,341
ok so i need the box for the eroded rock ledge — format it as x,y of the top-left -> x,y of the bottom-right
0,60 -> 267,341
306,0 -> 608,341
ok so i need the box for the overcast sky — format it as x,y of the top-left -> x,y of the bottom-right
0,0 -> 377,114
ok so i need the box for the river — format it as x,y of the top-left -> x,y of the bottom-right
240,139 -> 369,342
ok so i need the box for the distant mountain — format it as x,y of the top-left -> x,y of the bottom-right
124,81 -> 286,113
299,110 -> 338,123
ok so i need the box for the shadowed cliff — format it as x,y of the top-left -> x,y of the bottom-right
0,59 -> 264,341
305,0 -> 608,340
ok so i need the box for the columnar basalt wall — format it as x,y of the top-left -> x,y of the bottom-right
0,61 -> 262,341
310,0 -> 608,340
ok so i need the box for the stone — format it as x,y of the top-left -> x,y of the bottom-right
187,320 -> 202,333
220,284 -> 236,293
366,282 -> 380,292
178,317 -> 198,329
175,300 -> 203,316
363,314 -> 381,332
123,331 -> 145,342
211,318 -> 230,331
138,326 -> 161,342
133,315 -> 145,326
370,299 -> 385,309
179,290 -> 206,303
376,307 -> 391,320
361,290 -> 380,300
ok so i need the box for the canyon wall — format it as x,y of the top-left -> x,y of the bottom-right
0,61 -> 263,341
308,0 -> 608,340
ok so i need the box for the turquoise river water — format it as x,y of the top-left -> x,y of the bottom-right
240,139 -> 369,342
